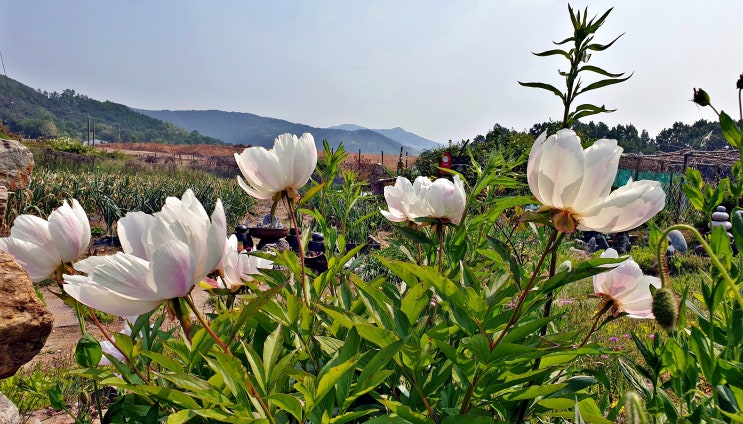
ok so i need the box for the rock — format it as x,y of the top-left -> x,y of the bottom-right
612,232 -> 632,254
666,245 -> 676,257
0,251 -> 54,379
0,392 -> 20,424
711,220 -> 733,231
712,211 -> 730,221
667,229 -> 688,254
0,138 -> 34,191
595,234 -> 610,251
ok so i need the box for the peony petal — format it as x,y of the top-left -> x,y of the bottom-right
99,340 -> 127,366
578,180 -> 666,233
63,275 -> 162,316
9,215 -> 55,251
74,252 -> 156,300
147,240 -> 197,300
294,133 -> 318,190
535,129 -> 585,209
118,211 -> 155,259
527,131 -> 548,205
0,237 -> 60,282
203,199 -> 227,278
49,200 -> 89,262
571,138 -> 622,212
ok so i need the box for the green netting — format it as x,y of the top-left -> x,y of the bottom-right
613,168 -> 674,187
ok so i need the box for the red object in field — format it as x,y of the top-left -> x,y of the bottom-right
439,152 -> 452,174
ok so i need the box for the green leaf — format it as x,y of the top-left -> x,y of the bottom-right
315,356 -> 360,406
269,394 -> 303,422
532,48 -> 571,59
577,65 -> 624,78
75,334 -> 102,368
720,111 -> 742,148
141,351 -> 184,373
518,81 -> 566,101
576,73 -> 633,95
47,383 -> 66,410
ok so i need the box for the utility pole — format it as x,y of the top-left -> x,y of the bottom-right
87,114 -> 91,146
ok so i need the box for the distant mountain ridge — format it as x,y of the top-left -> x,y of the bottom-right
136,109 -> 438,154
329,124 -> 440,150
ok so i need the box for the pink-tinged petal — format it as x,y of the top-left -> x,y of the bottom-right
535,129 -> 585,209
571,138 -> 622,211
147,240 -> 196,299
63,275 -> 162,316
118,211 -> 154,259
0,238 -> 60,282
244,254 -> 273,275
578,180 -> 666,233
49,200 -> 89,262
527,131 -> 548,205
9,215 -> 54,250
74,253 -> 155,300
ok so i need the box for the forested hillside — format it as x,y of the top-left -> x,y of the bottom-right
0,77 -> 224,144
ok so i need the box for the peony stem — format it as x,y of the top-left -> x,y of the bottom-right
437,223 -> 444,273
491,229 -> 559,350
184,295 -> 232,355
577,301 -> 613,349
656,224 -> 743,310
285,194 -> 309,305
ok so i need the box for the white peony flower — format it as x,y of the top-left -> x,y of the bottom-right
593,248 -> 660,318
0,199 -> 90,282
381,175 -> 466,225
527,129 -> 665,233
63,190 -> 227,316
234,133 -> 317,200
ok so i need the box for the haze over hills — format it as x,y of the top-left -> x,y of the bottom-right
0,76 -> 438,154
328,124 -> 441,150
136,109 -> 438,154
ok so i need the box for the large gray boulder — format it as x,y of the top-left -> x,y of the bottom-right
0,251 -> 54,379
0,392 -> 20,424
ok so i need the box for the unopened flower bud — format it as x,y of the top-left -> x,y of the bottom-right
737,73 -> 743,90
625,391 -> 649,424
651,288 -> 678,331
693,88 -> 711,107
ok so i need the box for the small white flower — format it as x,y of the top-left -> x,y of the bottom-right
0,199 -> 90,282
381,175 -> 466,225
593,248 -> 660,318
234,133 -> 317,200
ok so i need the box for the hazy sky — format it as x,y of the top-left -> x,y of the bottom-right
1,1 -> 741,143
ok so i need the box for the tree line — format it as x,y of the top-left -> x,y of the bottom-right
0,77 -> 223,145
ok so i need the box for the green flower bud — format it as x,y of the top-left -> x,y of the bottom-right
737,73 -> 743,90
652,288 -> 678,332
693,88 -> 711,107
625,391 -> 649,424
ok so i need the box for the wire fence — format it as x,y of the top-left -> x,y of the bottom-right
616,149 -> 738,223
